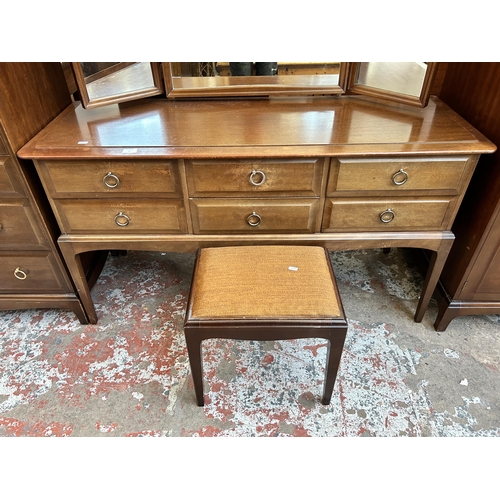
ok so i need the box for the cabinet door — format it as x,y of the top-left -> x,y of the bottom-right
463,207 -> 500,301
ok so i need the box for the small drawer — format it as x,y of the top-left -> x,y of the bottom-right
39,160 -> 182,197
185,158 -> 325,197
0,156 -> 25,197
322,197 -> 453,232
0,202 -> 48,248
190,198 -> 320,234
0,252 -> 69,293
53,199 -> 188,234
327,157 -> 470,195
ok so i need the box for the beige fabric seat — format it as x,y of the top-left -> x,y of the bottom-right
183,245 -> 348,406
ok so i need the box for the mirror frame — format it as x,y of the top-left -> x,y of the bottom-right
162,62 -> 350,98
71,62 -> 164,109
345,62 -> 438,107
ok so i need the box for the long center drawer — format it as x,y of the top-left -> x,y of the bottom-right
190,198 -> 320,234
185,158 -> 325,197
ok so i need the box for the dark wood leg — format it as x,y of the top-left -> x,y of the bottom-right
434,304 -> 458,332
414,238 -> 454,323
59,241 -> 98,324
68,301 -> 90,324
185,329 -> 205,406
321,327 -> 348,405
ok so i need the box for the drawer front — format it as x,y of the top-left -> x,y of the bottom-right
0,253 -> 70,293
185,158 -> 325,197
0,156 -> 25,197
0,202 -> 47,248
191,198 -> 320,234
327,157 -> 470,195
40,160 -> 182,197
53,199 -> 188,234
322,197 -> 453,232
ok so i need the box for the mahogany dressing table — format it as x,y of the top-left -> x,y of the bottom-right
18,95 -> 496,325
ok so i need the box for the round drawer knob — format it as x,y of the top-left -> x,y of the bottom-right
14,267 -> 29,280
114,212 -> 131,226
103,171 -> 120,188
379,209 -> 395,223
249,170 -> 266,186
246,211 -> 262,226
392,169 -> 408,186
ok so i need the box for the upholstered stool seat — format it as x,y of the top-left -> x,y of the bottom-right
183,245 -> 348,406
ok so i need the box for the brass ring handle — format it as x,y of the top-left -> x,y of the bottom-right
114,212 -> 130,226
392,169 -> 408,186
246,211 -> 262,226
14,267 -> 28,280
379,209 -> 395,223
103,171 -> 120,188
249,170 -> 266,186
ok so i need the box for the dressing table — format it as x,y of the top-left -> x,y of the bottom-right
18,91 -> 495,324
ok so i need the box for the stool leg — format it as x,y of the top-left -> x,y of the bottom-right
321,327 -> 348,405
185,329 -> 205,406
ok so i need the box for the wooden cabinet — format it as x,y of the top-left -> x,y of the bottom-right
323,156 -> 478,233
432,63 -> 500,330
18,95 -> 495,325
0,63 -> 93,322
186,158 -> 325,234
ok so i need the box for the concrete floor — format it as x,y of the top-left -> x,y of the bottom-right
1,248 -> 499,437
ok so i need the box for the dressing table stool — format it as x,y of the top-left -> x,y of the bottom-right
183,245 -> 348,406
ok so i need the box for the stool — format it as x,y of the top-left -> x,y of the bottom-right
183,245 -> 348,406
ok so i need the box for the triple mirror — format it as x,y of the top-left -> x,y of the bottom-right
72,62 -> 437,109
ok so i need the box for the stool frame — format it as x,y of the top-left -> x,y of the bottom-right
183,247 -> 348,407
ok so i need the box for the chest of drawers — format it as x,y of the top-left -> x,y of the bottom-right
18,96 -> 496,325
186,158 -> 325,234
323,156 -> 474,232
0,63 -> 93,322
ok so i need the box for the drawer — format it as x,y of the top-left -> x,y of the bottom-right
0,252 -> 70,293
0,156 -> 25,197
327,157 -> 470,195
39,160 -> 182,197
53,199 -> 188,234
0,201 -> 48,248
185,158 -> 325,197
322,197 -> 454,232
190,198 -> 320,234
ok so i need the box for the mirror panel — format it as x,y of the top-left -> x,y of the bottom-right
72,62 -> 164,109
164,62 -> 349,98
346,62 -> 438,107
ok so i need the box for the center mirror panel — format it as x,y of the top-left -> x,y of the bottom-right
163,62 -> 349,98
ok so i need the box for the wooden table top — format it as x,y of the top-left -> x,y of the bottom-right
18,95 -> 496,160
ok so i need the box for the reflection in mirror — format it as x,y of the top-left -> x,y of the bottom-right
72,62 -> 164,109
347,62 -> 437,107
164,62 -> 348,98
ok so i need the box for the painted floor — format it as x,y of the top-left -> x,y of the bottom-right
1,248 -> 499,437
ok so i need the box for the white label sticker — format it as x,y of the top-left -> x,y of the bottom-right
122,148 -> 138,154
78,141 -> 88,145
288,266 -> 299,271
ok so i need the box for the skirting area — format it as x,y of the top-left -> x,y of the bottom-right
1,248 -> 499,437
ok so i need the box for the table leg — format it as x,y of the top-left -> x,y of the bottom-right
414,238 -> 454,323
58,240 -> 98,324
